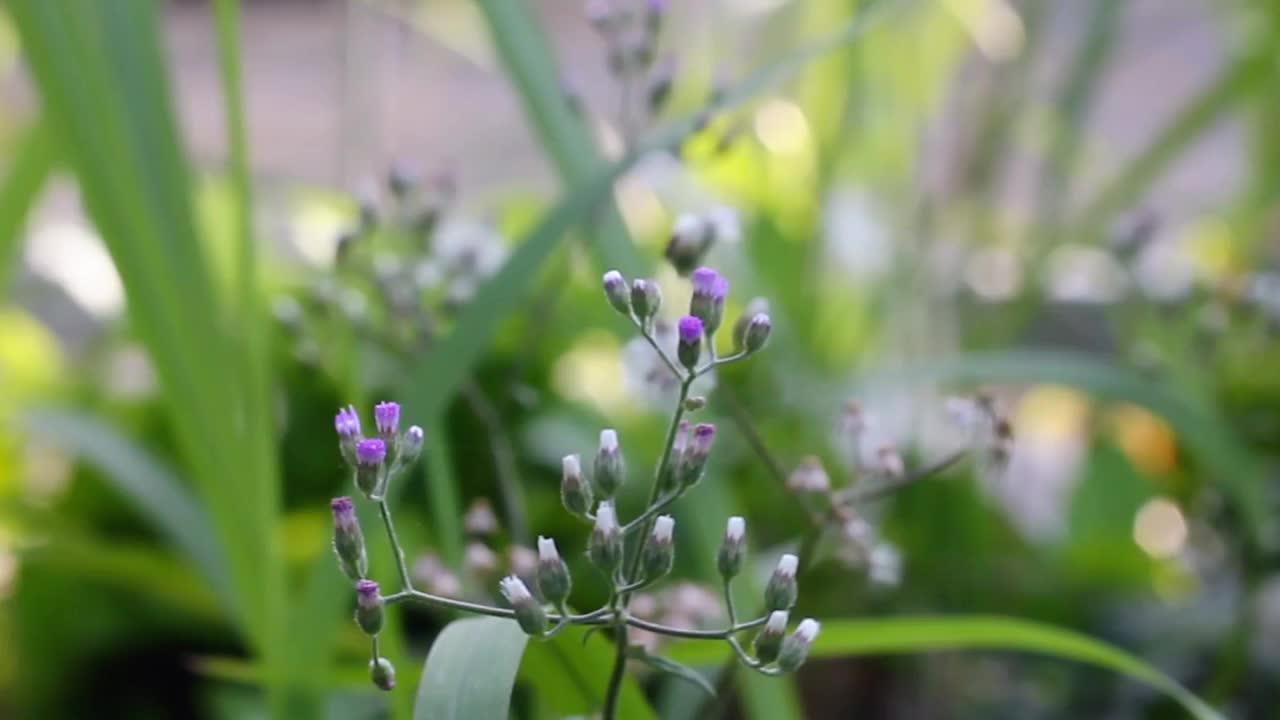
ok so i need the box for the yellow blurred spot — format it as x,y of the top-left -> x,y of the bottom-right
0,309 -> 63,414
279,510 -> 326,566
753,99 -> 811,156
290,194 -> 352,267
553,331 -> 631,416
1107,404 -> 1178,477
1014,386 -> 1090,443
616,177 -> 667,248
1180,215 -> 1237,280
1133,498 -> 1187,559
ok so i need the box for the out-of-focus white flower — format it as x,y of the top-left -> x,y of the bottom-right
434,219 -> 508,278
622,320 -> 716,409
867,542 -> 902,586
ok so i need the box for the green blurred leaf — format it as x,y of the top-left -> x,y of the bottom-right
414,617 -> 529,720
22,407 -> 232,609
869,349 -> 1272,543
0,123 -> 54,299
667,616 -> 1223,720
629,648 -> 717,699
519,624 -> 656,720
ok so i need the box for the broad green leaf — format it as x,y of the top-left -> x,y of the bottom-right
22,407 -> 232,609
0,123 -> 54,299
665,616 -> 1223,720
866,350 -> 1271,543
519,624 -> 656,720
415,617 -> 529,720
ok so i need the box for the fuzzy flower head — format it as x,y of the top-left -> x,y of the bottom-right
331,496 -> 358,531
678,316 -> 704,344
691,267 -> 729,302
594,501 -> 619,533
335,405 -> 362,438
374,401 -> 400,435
499,575 -> 534,605
537,536 -> 561,563
356,579 -> 380,607
765,610 -> 789,634
794,618 -> 821,643
725,516 -> 746,544
356,439 -> 386,466
776,553 -> 799,578
690,423 -> 716,457
652,515 -> 675,544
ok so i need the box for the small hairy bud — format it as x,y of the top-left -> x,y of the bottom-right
764,553 -> 799,612
718,516 -> 746,580
683,396 -> 706,411
589,501 -> 623,573
400,425 -> 425,465
676,423 -> 716,487
536,536 -> 572,606
335,404 -> 363,465
666,214 -> 713,276
561,454 -> 593,516
689,267 -> 729,336
743,313 -> 772,353
603,270 -> 632,315
642,515 -> 676,579
369,657 -> 396,691
733,298 -> 770,350
630,278 -> 662,322
593,429 -> 626,498
500,575 -> 548,636
677,316 -> 703,370
777,619 -> 820,672
354,439 -> 387,498
754,610 -> 788,663
331,497 -> 367,581
355,580 -> 385,636
786,457 -> 830,494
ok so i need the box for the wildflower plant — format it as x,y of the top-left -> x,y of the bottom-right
326,266 -> 819,717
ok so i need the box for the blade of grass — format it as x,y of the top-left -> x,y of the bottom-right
1079,52 -> 1269,236
9,0 -> 287,712
665,616 -> 1223,720
0,123 -> 54,299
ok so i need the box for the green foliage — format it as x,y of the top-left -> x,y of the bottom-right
414,617 -> 529,720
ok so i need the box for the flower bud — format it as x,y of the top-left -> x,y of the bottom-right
355,580 -> 385,636
689,267 -> 728,336
561,454 -> 593,516
717,516 -> 746,580
374,401 -> 400,443
777,619 -> 820,672
603,270 -> 631,315
733,298 -> 770,350
764,554 -> 799,612
400,425 -> 425,465
677,316 -> 703,370
630,278 -> 662,322
335,405 -> 363,465
743,313 -> 771,353
331,497 -> 367,581
536,536 -> 572,605
754,610 -> 788,664
666,214 -> 713,276
369,657 -> 396,691
658,422 -> 688,494
589,501 -> 623,574
786,457 -> 830,494
593,429 -> 626,498
464,498 -> 500,536
642,515 -> 676,579
683,396 -> 706,411
500,575 -> 547,636
354,439 -> 387,498
676,423 -> 716,487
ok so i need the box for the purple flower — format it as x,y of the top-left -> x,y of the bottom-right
335,405 -> 362,439
356,579 -> 380,607
356,439 -> 386,466
691,267 -> 728,302
374,401 -> 400,436
678,316 -> 704,344
690,423 -> 716,458
331,496 -> 358,531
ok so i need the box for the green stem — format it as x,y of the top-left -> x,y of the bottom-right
378,500 -> 414,591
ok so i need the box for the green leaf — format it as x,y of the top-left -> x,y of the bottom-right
666,616 -> 1223,720
867,349 -> 1272,543
21,407 -> 232,610
414,617 -> 529,720
0,124 -> 54,299
519,625 -> 657,720
629,648 -> 717,699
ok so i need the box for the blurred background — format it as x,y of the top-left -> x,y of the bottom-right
1,0 -> 1279,717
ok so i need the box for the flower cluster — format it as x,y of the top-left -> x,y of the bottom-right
324,262 -> 820,710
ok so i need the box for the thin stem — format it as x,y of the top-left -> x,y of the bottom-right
621,490 -> 680,533
378,500 -> 414,591
370,635 -> 381,662
633,317 -> 684,380
834,448 -> 969,505
722,579 -> 738,627
627,614 -> 768,640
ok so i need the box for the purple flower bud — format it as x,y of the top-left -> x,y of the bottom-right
331,496 -> 358,532
356,579 -> 380,607
691,267 -> 728,302
331,496 -> 367,581
675,423 -> 716,488
355,579 -> 385,635
603,270 -> 631,315
676,316 -> 703,370
356,439 -> 386,466
678,316 -> 703,344
690,423 -> 716,459
374,401 -> 400,437
690,267 -> 728,336
335,405 -> 362,439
